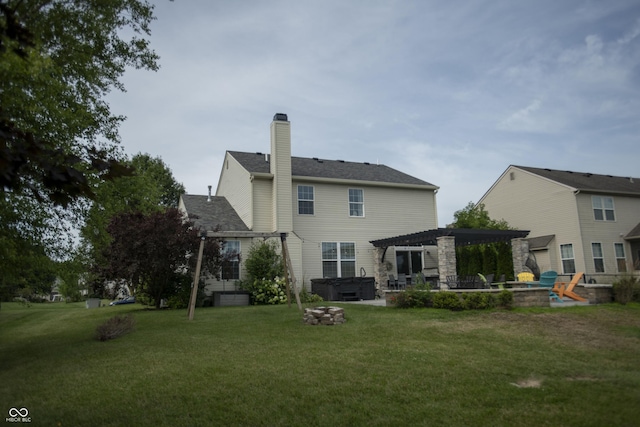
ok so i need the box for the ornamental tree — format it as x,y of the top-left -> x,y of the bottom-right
97,208 -> 223,309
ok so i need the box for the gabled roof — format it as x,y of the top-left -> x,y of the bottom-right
228,151 -> 437,187
181,195 -> 250,232
370,228 -> 529,248
514,166 -> 640,196
626,222 -> 640,240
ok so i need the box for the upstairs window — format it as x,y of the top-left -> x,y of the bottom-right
221,240 -> 241,280
348,189 -> 364,217
298,185 -> 314,215
560,244 -> 576,274
592,242 -> 604,273
592,196 -> 615,221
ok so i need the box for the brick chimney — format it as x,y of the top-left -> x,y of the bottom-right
270,113 -> 293,232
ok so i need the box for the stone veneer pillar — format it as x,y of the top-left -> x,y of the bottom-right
373,247 -> 388,292
437,236 -> 456,288
511,238 -> 529,278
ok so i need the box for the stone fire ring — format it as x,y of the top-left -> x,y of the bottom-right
303,306 -> 345,325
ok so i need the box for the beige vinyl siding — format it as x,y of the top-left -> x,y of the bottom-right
252,178 -> 273,232
480,166 -> 585,273
292,179 -> 437,283
575,192 -> 640,275
216,154 -> 253,229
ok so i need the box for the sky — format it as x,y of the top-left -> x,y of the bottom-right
107,0 -> 640,226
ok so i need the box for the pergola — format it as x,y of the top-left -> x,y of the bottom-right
370,228 -> 529,248
369,228 -> 530,288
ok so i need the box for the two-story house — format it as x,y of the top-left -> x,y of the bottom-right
478,165 -> 640,283
179,114 -> 440,295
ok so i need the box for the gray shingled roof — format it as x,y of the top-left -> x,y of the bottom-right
228,151 -> 436,187
626,222 -> 640,240
515,166 -> 640,195
181,194 -> 249,232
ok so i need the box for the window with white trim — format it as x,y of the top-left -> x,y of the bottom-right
592,242 -> 604,273
592,196 -> 615,221
321,242 -> 356,278
560,244 -> 576,274
298,185 -> 314,215
614,243 -> 627,272
348,188 -> 364,217
221,240 -> 240,280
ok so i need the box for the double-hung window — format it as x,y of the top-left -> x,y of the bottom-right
592,196 -> 615,221
560,244 -> 576,274
592,243 -> 604,273
298,185 -> 314,215
322,242 -> 356,278
221,240 -> 241,280
614,243 -> 627,272
348,189 -> 364,217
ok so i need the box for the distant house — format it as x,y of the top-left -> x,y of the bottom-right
478,165 -> 640,282
179,114 -> 440,295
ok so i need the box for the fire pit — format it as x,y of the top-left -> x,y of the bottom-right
303,306 -> 345,325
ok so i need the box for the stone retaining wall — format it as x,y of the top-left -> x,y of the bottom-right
303,306 -> 345,325
384,285 -> 613,308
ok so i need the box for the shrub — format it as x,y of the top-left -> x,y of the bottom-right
96,314 -> 135,341
250,277 -> 288,305
497,290 -> 514,309
613,274 -> 639,305
432,292 -> 463,310
462,292 -> 496,310
393,287 -> 432,309
296,287 -> 324,304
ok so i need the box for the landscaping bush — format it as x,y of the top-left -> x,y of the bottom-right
461,292 -> 496,310
497,290 -> 514,309
96,314 -> 135,341
613,274 -> 639,305
392,287 -> 432,309
296,287 -> 324,304
249,277 -> 288,305
432,292 -> 463,310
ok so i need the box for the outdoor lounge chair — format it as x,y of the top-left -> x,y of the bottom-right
552,272 -> 587,302
517,272 -> 534,282
530,270 -> 562,303
387,274 -> 397,290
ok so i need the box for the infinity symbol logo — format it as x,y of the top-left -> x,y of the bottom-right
8,407 -> 29,417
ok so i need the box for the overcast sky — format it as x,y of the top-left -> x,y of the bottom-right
108,0 -> 640,226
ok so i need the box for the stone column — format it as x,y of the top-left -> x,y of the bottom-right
373,247 -> 388,291
437,236 -> 456,288
511,238 -> 529,278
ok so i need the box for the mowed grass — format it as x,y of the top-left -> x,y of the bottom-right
1,301 -> 640,426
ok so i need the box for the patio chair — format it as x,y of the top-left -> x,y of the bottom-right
532,270 -> 562,303
445,275 -> 459,289
477,273 -> 494,289
397,274 -> 408,290
552,272 -> 587,302
387,274 -> 397,290
517,272 -> 534,282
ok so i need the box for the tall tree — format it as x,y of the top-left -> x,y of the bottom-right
80,153 -> 185,270
97,208 -> 223,308
0,1 -> 160,296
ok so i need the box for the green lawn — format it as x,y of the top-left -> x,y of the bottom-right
1,301 -> 639,426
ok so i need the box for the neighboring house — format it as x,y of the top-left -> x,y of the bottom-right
179,113 -> 439,294
478,165 -> 640,282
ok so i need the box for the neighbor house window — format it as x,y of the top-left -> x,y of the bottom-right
221,240 -> 240,280
321,242 -> 356,278
348,188 -> 364,217
592,196 -> 615,221
560,244 -> 576,274
298,185 -> 314,215
592,242 -> 604,273
614,243 -> 627,272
